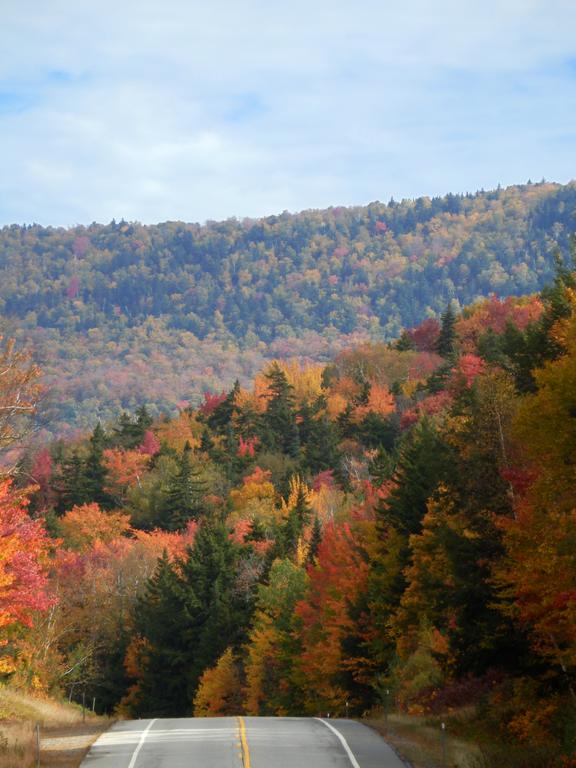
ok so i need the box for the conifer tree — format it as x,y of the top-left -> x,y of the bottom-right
56,452 -> 86,514
304,412 -> 340,475
160,442 -> 207,531
261,363 -> 300,457
131,524 -> 251,716
207,380 -> 240,434
435,303 -> 457,358
381,419 -> 452,536
131,553 -> 188,716
307,515 -> 322,565
84,423 -> 114,510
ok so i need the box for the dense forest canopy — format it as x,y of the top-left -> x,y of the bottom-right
1,180 -> 575,435
3,259 -> 576,764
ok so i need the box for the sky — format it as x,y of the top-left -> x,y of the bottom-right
1,0 -> 575,227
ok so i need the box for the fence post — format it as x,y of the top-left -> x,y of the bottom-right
35,723 -> 40,768
441,721 -> 447,767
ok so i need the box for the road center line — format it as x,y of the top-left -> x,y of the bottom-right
127,719 -> 157,768
316,718 -> 361,768
237,716 -> 251,768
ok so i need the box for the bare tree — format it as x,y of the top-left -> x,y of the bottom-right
0,336 -> 41,470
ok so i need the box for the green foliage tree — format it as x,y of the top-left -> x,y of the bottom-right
159,442 -> 207,530
261,363 -> 300,457
131,523 -> 251,716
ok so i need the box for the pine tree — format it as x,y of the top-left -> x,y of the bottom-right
131,524 -> 251,717
56,452 -> 86,514
304,412 -> 340,475
307,515 -> 322,564
160,442 -> 207,531
261,363 -> 300,457
84,424 -> 114,509
280,480 -> 312,558
131,553 -> 188,716
436,303 -> 457,358
113,407 -> 153,449
207,380 -> 240,434
394,331 -> 415,351
381,419 -> 452,536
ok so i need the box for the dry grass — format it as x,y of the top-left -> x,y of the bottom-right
0,721 -> 35,768
0,686 -> 111,768
365,712 -> 481,768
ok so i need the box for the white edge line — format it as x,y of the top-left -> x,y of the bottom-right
316,718 -> 361,768
127,719 -> 157,768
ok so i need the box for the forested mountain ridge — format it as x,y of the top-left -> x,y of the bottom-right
1,180 -> 575,434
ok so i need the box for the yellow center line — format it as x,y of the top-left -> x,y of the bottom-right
237,716 -> 251,768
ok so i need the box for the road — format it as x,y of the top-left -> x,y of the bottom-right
80,716 -> 406,768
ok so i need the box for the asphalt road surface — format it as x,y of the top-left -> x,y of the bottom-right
81,716 -> 406,768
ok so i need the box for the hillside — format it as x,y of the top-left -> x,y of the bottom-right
1,180 -> 575,435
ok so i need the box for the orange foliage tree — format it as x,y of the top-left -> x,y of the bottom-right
0,481 -> 52,673
295,518 -> 374,713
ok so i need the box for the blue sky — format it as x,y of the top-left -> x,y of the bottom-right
1,0 -> 575,226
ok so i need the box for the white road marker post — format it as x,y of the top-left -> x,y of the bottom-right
384,688 -> 390,733
35,723 -> 40,768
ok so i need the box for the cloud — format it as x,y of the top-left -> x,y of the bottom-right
0,0 -> 575,225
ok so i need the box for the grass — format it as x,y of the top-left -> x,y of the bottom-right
0,686 -> 111,768
365,711 -> 481,768
0,721 -> 35,768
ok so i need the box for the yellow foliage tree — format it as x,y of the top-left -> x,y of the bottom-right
193,648 -> 241,716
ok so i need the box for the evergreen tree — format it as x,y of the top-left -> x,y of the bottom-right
381,419 -> 452,536
84,423 -> 114,509
261,363 -> 300,457
113,407 -> 153,449
56,452 -> 86,514
280,481 -> 312,557
131,553 -> 188,716
304,413 -> 340,475
132,522 -> 252,716
307,515 -> 322,564
368,447 -> 396,486
394,330 -> 415,351
160,442 -> 207,531
199,429 -> 214,454
207,380 -> 240,434
435,303 -> 457,358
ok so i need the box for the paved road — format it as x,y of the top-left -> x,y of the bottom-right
81,716 -> 406,768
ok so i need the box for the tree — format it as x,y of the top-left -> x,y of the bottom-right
0,338 -> 41,464
296,520 -> 373,714
261,363 -> 300,457
243,558 -> 308,715
58,504 -> 132,552
435,304 -> 457,358
128,522 -> 251,716
159,443 -> 207,531
79,424 -> 115,510
382,419 -> 452,536
193,648 -> 241,715
0,481 -> 52,673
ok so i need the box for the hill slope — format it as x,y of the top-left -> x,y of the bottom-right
1,180 -> 575,434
